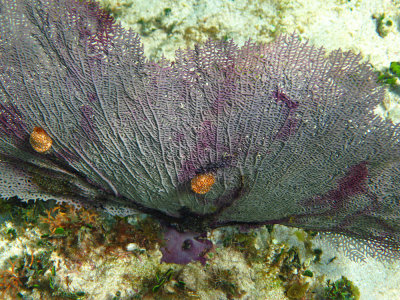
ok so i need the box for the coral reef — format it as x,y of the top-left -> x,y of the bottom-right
1,1 -> 400,262
1,200 -> 340,299
1,0 -> 400,298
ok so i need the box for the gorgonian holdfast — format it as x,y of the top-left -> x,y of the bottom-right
0,0 -> 399,262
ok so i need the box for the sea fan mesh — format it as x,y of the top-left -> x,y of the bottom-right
0,0 -> 399,260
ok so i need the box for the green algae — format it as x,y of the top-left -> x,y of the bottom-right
324,276 -> 360,300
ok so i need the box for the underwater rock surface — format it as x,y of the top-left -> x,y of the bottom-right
0,0 -> 400,261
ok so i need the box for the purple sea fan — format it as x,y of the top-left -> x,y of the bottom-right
1,0 -> 400,261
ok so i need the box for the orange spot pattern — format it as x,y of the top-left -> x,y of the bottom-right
191,173 -> 215,194
29,126 -> 52,153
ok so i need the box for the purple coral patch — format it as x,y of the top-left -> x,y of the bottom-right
160,227 -> 213,265
304,162 -> 369,209
329,161 -> 369,207
272,90 -> 300,140
273,90 -> 299,110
